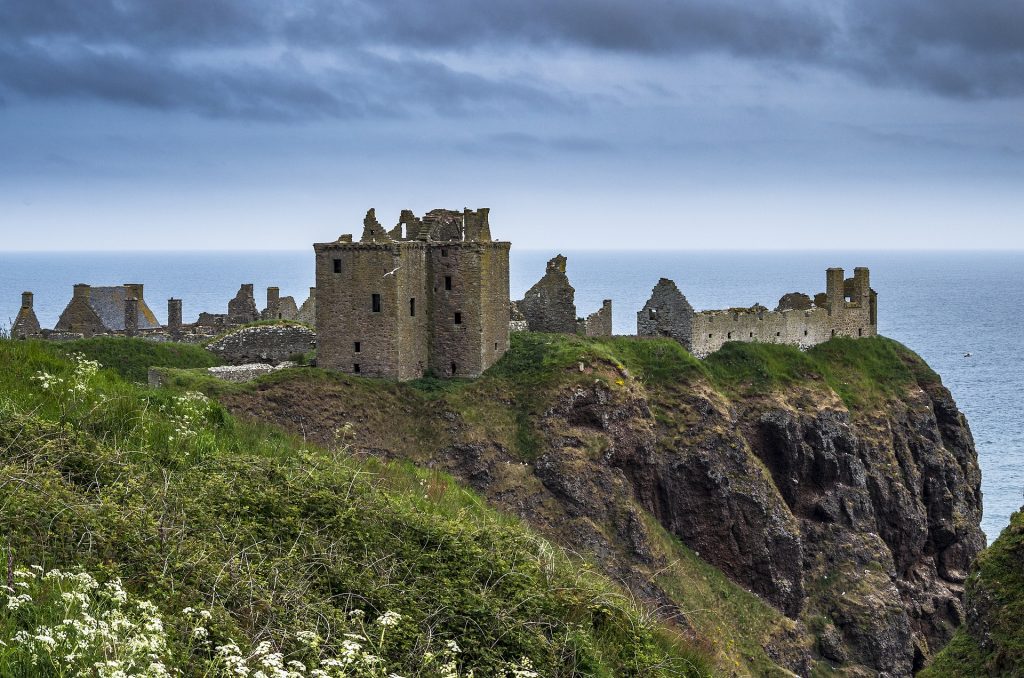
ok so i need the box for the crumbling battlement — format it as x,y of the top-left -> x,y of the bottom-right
639,268 -> 877,357
314,207 -> 509,380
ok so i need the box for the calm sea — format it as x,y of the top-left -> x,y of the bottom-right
2,250 -> 1021,542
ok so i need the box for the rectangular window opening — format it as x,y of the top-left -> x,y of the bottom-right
749,332 -> 754,338
354,341 -> 361,353
410,298 -> 416,316
804,330 -> 808,336
372,294 -> 381,313
444,276 -> 452,291
353,363 -> 360,373
441,247 -> 449,257
494,341 -> 498,350
333,258 -> 342,273
450,362 -> 457,375
858,327 -> 863,336
454,312 -> 462,325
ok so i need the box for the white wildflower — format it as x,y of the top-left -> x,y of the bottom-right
375,610 -> 402,627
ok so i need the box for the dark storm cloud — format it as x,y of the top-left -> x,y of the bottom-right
0,0 -> 1020,121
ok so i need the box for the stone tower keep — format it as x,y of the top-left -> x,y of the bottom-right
314,208 -> 510,380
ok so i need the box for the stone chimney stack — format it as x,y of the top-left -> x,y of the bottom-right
124,297 -> 139,337
73,283 -> 91,300
21,291 -> 33,309
124,283 -> 144,301
267,286 -> 281,319
167,298 -> 182,339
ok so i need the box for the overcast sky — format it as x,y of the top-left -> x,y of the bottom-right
1,0 -> 1021,250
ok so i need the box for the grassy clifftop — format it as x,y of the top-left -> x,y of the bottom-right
0,338 -> 709,677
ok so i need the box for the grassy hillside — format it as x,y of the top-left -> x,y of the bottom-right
922,509 -> 1024,677
158,332 -> 937,676
0,338 -> 711,677
55,336 -> 222,382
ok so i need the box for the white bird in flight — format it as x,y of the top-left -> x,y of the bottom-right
383,266 -> 400,278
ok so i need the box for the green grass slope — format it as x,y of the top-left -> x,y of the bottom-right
922,509 -> 1024,677
0,338 -> 710,677
56,336 -> 222,382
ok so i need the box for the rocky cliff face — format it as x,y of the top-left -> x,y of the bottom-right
217,335 -> 984,676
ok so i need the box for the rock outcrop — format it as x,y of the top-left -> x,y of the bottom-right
218,335 -> 984,675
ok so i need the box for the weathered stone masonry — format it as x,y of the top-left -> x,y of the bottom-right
639,267 -> 877,357
314,208 -> 511,380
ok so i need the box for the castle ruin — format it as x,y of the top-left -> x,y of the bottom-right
313,208 -> 511,380
638,267 -> 877,357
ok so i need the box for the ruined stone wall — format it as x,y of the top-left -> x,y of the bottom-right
639,268 -> 877,358
296,288 -> 316,327
637,278 -> 695,346
580,300 -> 612,337
207,324 -> 317,365
687,303 -> 875,357
517,255 -> 577,333
228,284 -> 259,325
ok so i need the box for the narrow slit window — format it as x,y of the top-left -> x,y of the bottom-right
444,276 -> 452,291
410,298 -> 416,316
858,327 -> 863,336
727,332 -> 732,339
450,362 -> 457,375
454,312 -> 462,325
804,329 -> 808,336
354,341 -> 361,353
749,332 -> 754,338
333,258 -> 342,273
831,329 -> 836,337
776,332 -> 781,337
372,294 -> 381,313
494,342 -> 498,350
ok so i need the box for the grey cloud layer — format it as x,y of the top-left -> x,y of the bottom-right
0,0 -> 1021,120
